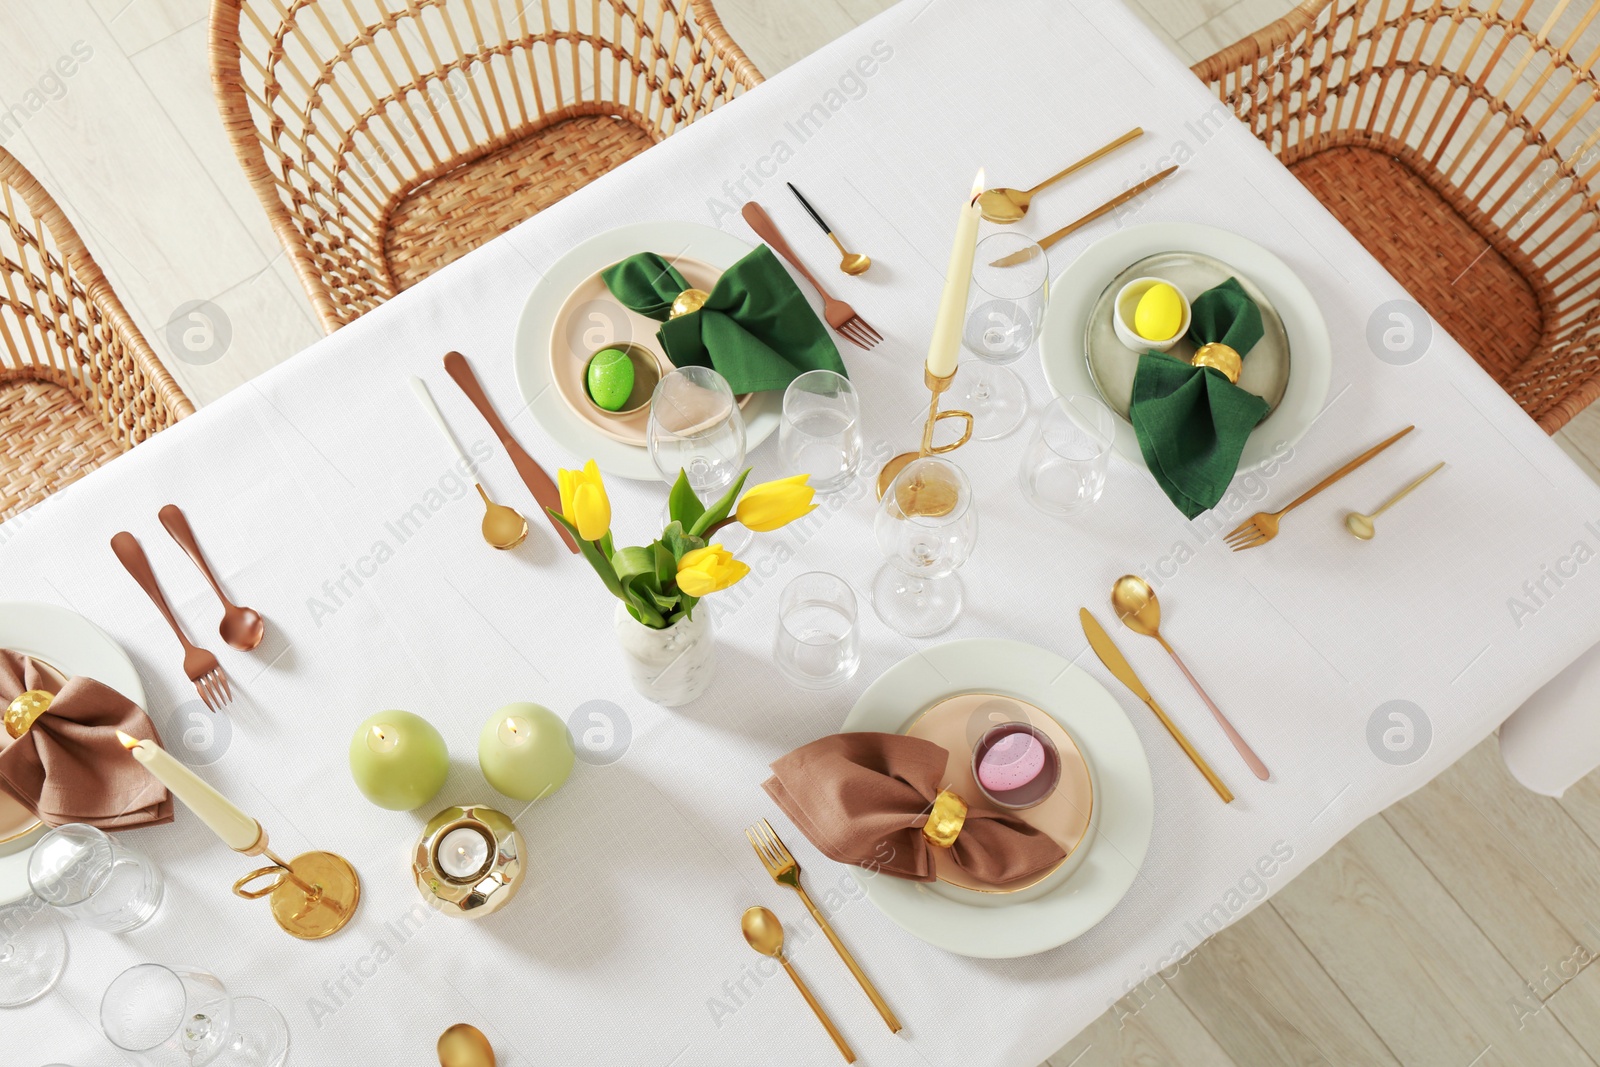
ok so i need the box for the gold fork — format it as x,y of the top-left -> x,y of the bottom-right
111,532 -> 233,711
1225,426 -> 1414,551
746,818 -> 901,1032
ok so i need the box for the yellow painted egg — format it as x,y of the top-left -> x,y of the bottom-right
1133,283 -> 1184,342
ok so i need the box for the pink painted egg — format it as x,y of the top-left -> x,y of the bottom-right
977,732 -> 1046,793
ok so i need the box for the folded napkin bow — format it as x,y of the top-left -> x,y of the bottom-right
762,732 -> 1066,884
1130,277 -> 1272,518
0,649 -> 173,830
601,246 -> 847,394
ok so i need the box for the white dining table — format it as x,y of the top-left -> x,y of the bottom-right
9,0 -> 1600,1063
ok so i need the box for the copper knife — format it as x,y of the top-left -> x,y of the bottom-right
1080,608 -> 1233,803
442,351 -> 578,553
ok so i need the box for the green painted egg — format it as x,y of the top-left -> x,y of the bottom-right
587,348 -> 636,411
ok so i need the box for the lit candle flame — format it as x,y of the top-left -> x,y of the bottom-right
116,729 -> 141,750
969,168 -> 986,205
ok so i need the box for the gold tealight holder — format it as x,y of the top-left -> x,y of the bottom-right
413,804 -> 525,919
877,367 -> 974,501
231,829 -> 362,941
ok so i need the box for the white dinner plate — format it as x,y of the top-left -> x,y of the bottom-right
0,603 -> 146,904
512,221 -> 784,481
841,639 -> 1154,958
1040,222 -> 1332,473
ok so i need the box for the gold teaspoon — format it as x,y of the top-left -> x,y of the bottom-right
411,377 -> 528,550
1111,575 -> 1271,781
437,1023 -> 495,1067
741,906 -> 855,1063
977,127 -> 1144,223
1346,461 -> 1445,540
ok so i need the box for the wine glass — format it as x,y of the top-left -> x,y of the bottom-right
100,963 -> 288,1067
954,232 -> 1048,440
872,457 -> 978,637
647,366 -> 750,552
0,898 -> 66,1008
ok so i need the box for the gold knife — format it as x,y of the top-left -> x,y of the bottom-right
1080,608 -> 1233,803
443,351 -> 578,554
990,166 -> 1180,266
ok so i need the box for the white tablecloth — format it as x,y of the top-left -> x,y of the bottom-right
9,0 -> 1600,1063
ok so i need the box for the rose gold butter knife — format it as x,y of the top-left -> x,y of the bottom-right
442,351 -> 577,553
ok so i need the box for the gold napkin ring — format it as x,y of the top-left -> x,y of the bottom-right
669,288 -> 711,319
5,689 -> 53,739
1192,342 -> 1242,384
921,789 -> 968,849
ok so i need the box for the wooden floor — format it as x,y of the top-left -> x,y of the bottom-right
6,2 -> 1600,1065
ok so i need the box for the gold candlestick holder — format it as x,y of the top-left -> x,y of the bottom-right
877,367 -> 974,501
231,824 -> 361,941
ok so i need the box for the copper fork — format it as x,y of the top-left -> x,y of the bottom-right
740,202 -> 883,351
1225,426 -> 1414,551
110,532 -> 232,711
746,818 -> 901,1032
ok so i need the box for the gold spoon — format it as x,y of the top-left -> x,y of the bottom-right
1346,462 -> 1445,540
977,127 -> 1144,223
410,377 -> 528,550
741,906 -> 855,1063
437,1023 -> 495,1067
1111,575 -> 1270,781
787,183 -> 871,275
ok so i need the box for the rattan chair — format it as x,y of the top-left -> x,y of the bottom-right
210,0 -> 762,333
1194,0 -> 1600,432
0,146 -> 193,522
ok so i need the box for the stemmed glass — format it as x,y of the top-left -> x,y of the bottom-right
955,232 -> 1049,440
101,963 -> 288,1067
872,457 -> 978,637
648,366 -> 750,553
0,898 -> 66,1008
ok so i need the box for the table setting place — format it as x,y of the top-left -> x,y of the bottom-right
7,0 -> 1600,1065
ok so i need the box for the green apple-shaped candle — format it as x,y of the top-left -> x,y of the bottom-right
349,710 -> 449,811
478,702 -> 574,802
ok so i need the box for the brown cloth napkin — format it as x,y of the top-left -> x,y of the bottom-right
762,732 -> 1066,884
0,650 -> 173,830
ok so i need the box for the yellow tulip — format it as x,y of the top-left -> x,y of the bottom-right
676,545 -> 748,597
735,474 -> 816,532
558,459 -> 611,542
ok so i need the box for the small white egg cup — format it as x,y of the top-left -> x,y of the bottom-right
1113,277 -> 1190,353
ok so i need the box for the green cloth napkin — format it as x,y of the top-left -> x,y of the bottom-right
1129,278 -> 1271,519
601,247 -> 846,394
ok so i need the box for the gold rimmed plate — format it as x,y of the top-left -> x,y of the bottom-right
905,692 -> 1094,894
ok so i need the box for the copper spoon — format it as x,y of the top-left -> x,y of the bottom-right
437,1023 -> 494,1067
742,906 -> 855,1063
159,504 -> 265,652
1111,575 -> 1270,781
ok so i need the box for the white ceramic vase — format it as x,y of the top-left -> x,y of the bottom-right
612,602 -> 716,706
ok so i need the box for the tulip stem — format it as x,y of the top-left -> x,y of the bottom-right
702,517 -> 742,538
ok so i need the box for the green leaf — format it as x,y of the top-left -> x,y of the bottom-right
611,545 -> 660,591
661,522 -> 700,562
689,468 -> 750,538
653,543 -> 676,587
547,508 -> 623,598
668,470 -> 704,529
647,588 -> 680,612
678,593 -> 699,620
622,584 -> 666,628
